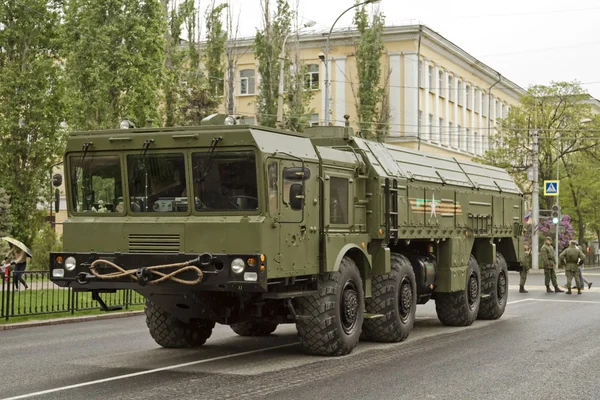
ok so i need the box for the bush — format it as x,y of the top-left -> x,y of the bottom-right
29,223 -> 62,271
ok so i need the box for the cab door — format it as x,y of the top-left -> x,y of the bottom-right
272,158 -> 319,275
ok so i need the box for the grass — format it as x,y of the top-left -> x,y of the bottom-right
1,287 -> 145,325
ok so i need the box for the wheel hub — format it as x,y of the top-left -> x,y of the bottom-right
399,278 -> 413,322
467,272 -> 479,310
341,280 -> 359,334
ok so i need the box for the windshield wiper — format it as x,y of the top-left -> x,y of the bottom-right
196,136 -> 223,184
129,139 -> 154,186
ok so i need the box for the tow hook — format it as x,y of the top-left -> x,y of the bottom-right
135,267 -> 152,286
77,272 -> 95,285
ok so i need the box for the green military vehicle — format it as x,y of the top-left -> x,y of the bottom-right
50,114 -> 523,356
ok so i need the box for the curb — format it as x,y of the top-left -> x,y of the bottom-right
0,310 -> 145,331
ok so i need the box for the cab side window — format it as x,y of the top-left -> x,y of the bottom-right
267,161 -> 279,215
330,177 -> 348,224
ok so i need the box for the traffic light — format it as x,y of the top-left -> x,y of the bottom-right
551,205 -> 560,224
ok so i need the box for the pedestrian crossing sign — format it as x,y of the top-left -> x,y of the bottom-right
544,180 -> 559,196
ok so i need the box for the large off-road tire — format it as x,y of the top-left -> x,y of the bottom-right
230,321 -> 278,337
435,255 -> 481,326
362,253 -> 417,342
145,301 -> 215,348
295,256 -> 364,356
478,252 -> 509,320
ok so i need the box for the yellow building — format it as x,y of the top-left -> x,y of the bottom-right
217,24 -> 526,161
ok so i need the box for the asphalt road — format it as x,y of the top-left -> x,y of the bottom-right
1,271 -> 599,400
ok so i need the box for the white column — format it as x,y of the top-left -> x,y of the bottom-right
443,70 -> 449,146
423,60 -> 430,140
433,64 -> 440,143
389,53 -> 401,137
470,84 -> 475,152
478,90 -> 484,153
462,81 -> 467,150
321,60 -> 331,125
333,56 -> 346,127
403,52 -> 418,137
453,75 -> 459,148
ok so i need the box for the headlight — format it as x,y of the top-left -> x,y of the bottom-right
231,258 -> 245,274
52,269 -> 65,278
224,115 -> 236,125
65,256 -> 77,271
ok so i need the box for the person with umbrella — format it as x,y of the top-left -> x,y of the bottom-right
2,237 -> 31,290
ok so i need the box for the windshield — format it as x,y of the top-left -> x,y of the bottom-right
70,155 -> 124,213
192,150 -> 258,212
127,153 -> 188,213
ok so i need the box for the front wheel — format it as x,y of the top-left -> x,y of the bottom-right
296,256 -> 364,356
435,255 -> 481,326
478,252 -> 508,320
145,301 -> 215,348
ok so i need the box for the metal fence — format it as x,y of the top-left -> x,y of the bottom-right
585,254 -> 600,267
1,270 -> 145,321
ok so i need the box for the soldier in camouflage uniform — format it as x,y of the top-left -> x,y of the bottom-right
559,240 -> 586,295
519,244 -> 532,293
540,237 -> 563,293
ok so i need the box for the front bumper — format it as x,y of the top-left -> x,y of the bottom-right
49,252 -> 268,292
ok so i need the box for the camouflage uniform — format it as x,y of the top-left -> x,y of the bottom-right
540,239 -> 562,292
519,248 -> 532,292
559,242 -> 586,294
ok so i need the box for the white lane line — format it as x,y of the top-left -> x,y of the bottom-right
526,298 -> 600,305
506,299 -> 534,305
2,343 -> 299,400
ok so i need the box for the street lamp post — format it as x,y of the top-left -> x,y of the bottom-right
322,0 -> 381,126
276,20 -> 316,127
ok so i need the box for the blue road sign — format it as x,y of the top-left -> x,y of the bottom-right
544,180 -> 559,196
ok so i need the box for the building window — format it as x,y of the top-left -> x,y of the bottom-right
239,69 -> 255,95
483,93 -> 489,118
466,85 -> 471,110
457,81 -> 463,106
439,117 -> 444,144
310,113 -> 319,127
474,88 -> 480,113
474,131 -> 480,155
448,122 -> 453,146
305,64 -> 319,90
428,65 -> 434,91
465,128 -> 471,153
428,113 -> 434,141
448,75 -> 454,102
456,125 -> 462,149
438,70 -> 444,98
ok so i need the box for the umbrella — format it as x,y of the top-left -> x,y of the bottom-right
1,237 -> 33,258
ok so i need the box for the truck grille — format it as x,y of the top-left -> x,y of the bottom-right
128,234 -> 181,253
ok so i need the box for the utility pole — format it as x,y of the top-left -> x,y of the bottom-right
531,130 -> 540,270
555,139 -> 560,267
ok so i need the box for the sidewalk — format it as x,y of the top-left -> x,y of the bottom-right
0,310 -> 144,331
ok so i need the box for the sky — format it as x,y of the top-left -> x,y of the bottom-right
222,0 -> 600,98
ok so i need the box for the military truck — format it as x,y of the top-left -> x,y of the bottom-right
50,114 -> 523,356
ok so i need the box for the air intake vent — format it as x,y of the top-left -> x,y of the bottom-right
128,233 -> 180,253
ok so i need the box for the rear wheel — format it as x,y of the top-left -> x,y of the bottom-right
230,321 -> 278,336
145,301 -> 215,348
478,252 -> 508,320
435,255 -> 480,326
296,256 -> 364,356
362,253 -> 416,342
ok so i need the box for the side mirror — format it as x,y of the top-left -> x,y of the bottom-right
52,173 -> 63,187
289,184 -> 304,211
54,188 -> 60,213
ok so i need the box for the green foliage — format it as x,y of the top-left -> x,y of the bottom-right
0,188 -> 10,255
478,81 -> 600,243
204,2 -> 228,99
254,0 -> 293,128
63,0 -> 166,130
29,223 -> 62,271
353,4 -> 386,141
0,0 -> 66,244
283,61 -> 314,132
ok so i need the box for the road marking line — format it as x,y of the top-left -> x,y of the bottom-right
2,343 -> 299,400
525,298 -> 600,305
506,299 -> 534,305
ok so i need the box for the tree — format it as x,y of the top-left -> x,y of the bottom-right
0,0 -> 66,244
254,0 -> 293,128
63,0 -> 166,130
204,1 -> 227,100
479,82 -> 599,243
353,4 -> 387,141
224,0 -> 245,115
0,188 -> 10,251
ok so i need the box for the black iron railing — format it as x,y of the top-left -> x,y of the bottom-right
1,270 -> 145,321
